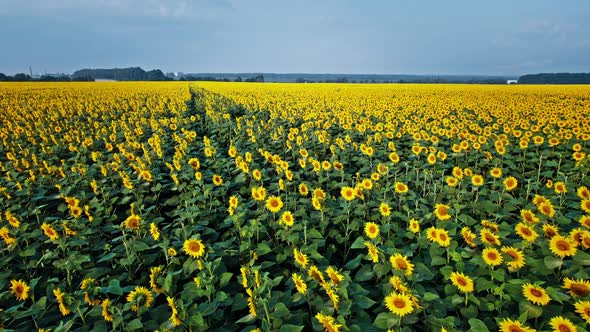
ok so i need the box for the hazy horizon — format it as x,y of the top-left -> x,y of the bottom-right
1,0 -> 589,76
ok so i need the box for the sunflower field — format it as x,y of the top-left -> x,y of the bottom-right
1,82 -> 590,332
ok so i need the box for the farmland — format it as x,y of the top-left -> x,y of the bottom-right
1,82 -> 590,331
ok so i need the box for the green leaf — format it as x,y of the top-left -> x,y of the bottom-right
219,272 -> 233,288
163,273 -> 174,293
257,242 -> 272,256
106,279 -> 123,295
350,236 -> 366,249
236,314 -> 257,324
127,319 -> 143,331
97,252 -> 117,263
422,292 -> 439,302
468,318 -> 489,332
132,240 -> 150,252
354,295 -> 376,309
544,255 -> 563,269
519,301 -> 543,319
373,312 -> 397,330
278,325 -> 304,332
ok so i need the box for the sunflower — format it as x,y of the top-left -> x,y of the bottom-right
102,298 -> 114,322
549,235 -> 577,258
364,242 -> 379,263
390,275 -> 409,293
69,204 -> 83,219
426,227 -> 438,243
280,211 -> 294,227
452,167 -> 464,179
480,229 -> 501,246
10,279 -> 30,301
503,176 -> 518,191
501,246 -> 526,270
482,247 -> 503,267
298,183 -> 309,196
313,188 -> 326,201
168,247 -> 177,256
364,222 -> 380,239
212,174 -> 223,186
308,265 -> 325,283
450,272 -> 474,293
389,152 -> 400,163
188,157 -> 200,170
149,266 -> 164,293
490,167 -> 503,179
409,219 -> 420,233
229,195 -> 239,208
515,222 -> 538,242
554,181 -> 567,194
522,283 -> 550,306
326,266 -> 344,285
578,186 -> 590,200
582,199 -> 590,214
265,196 -> 283,213
446,176 -> 459,187
292,273 -> 307,294
579,215 -> 590,229
538,201 -> 556,218
543,224 -> 560,237
361,179 -> 373,190
471,174 -> 484,186
41,223 -> 59,241
124,214 -> 141,230
461,227 -> 477,247
521,209 -> 540,224
315,312 -> 342,332
183,238 -> 205,258
53,288 -> 70,316
127,286 -> 153,312
498,318 -> 536,332
549,316 -> 577,332
341,186 -> 356,201
390,253 -> 414,277
384,292 -> 414,317
533,194 -> 548,206
150,223 -> 160,241
379,202 -> 392,217
436,228 -> 451,247
167,296 -> 182,327
293,248 -> 308,269
394,182 -> 409,193
434,204 -> 451,221
574,300 -> 590,324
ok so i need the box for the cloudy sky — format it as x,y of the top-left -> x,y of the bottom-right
0,0 -> 589,75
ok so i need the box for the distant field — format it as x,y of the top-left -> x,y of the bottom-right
1,82 -> 590,331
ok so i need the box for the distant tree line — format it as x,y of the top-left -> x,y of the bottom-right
518,73 -> 590,84
180,74 -> 265,82
0,73 -> 94,82
294,77 -> 508,84
71,67 -> 171,81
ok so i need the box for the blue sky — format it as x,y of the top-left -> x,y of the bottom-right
0,0 -> 589,75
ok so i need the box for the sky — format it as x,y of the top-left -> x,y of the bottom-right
0,0 -> 589,76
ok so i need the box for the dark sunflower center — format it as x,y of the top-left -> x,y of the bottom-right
396,259 -> 407,270
394,299 -> 406,309
570,284 -> 590,297
189,242 -> 201,252
457,278 -> 467,286
556,241 -> 569,251
530,288 -> 543,297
